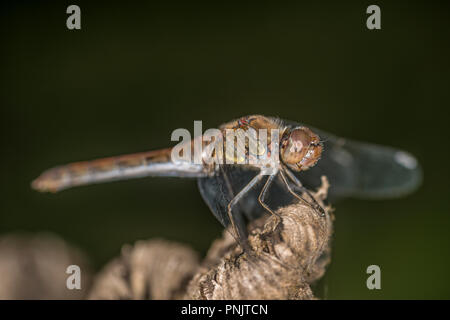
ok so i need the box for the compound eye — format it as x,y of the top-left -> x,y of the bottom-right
281,128 -> 311,165
281,127 -> 322,171
289,128 -> 312,152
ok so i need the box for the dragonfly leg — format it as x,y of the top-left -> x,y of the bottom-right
283,168 -> 326,216
257,173 -> 281,219
279,169 -> 326,217
227,172 -> 265,244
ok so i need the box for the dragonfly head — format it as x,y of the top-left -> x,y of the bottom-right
280,127 -> 323,172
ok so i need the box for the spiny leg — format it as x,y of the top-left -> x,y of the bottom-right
227,172 -> 265,248
283,167 -> 325,216
219,166 -> 246,247
257,173 -> 280,219
279,169 -> 325,217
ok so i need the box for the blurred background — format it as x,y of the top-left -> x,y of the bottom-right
1,1 -> 449,299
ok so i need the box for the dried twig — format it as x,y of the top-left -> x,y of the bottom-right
89,176 -> 333,300
88,240 -> 200,299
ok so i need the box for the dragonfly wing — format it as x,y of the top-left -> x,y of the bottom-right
197,165 -> 256,240
289,124 -> 423,200
197,167 -> 233,228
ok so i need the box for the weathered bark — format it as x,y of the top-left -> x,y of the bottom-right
88,240 -> 200,300
88,176 -> 333,300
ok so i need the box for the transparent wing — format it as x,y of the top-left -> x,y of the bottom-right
282,118 -> 423,200
197,165 -> 256,241
199,117 -> 423,236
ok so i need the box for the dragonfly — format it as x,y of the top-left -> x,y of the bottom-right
32,115 -> 422,249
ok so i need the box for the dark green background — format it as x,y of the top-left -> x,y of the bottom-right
1,1 -> 449,299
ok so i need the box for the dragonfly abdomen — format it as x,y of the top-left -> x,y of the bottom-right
31,148 -> 206,193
